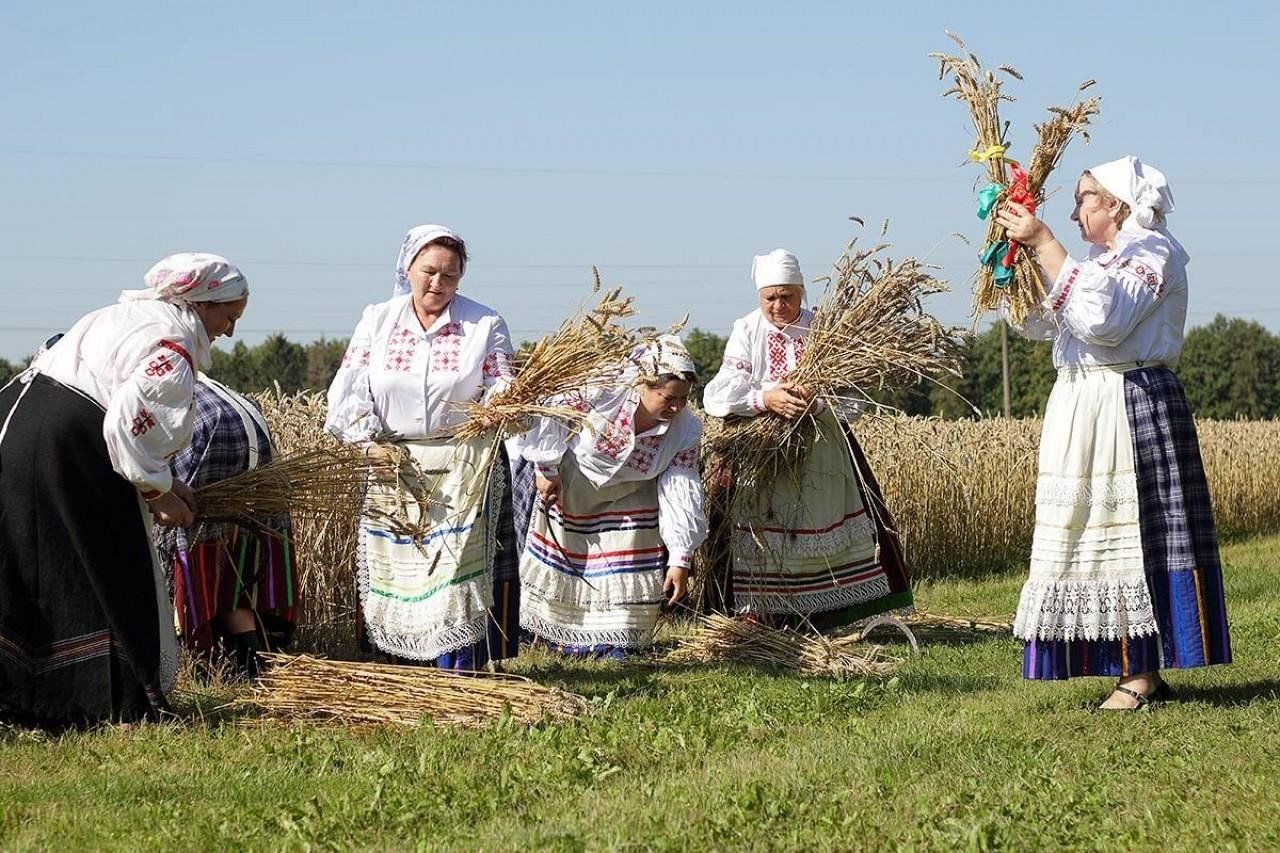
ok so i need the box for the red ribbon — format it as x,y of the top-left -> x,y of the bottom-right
1001,161 -> 1036,270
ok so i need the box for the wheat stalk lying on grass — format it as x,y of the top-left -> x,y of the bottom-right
194,445 -> 375,528
903,612 -> 1011,633
231,653 -> 592,728
705,231 -> 965,503
931,31 -> 1100,324
667,614 -> 902,678
454,270 -> 680,443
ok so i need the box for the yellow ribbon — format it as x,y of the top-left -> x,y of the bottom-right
968,144 -> 1007,163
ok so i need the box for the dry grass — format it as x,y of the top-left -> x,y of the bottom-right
667,613 -> 902,678
230,653 -> 591,728
931,31 -> 1100,323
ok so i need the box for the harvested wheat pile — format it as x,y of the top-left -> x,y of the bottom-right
233,653 -> 591,729
668,614 -> 902,678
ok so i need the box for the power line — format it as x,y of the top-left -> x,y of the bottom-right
6,148 -> 1276,185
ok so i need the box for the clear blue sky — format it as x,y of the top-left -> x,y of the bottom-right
3,1 -> 1278,360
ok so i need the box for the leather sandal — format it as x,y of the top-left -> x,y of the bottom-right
1103,681 -> 1172,711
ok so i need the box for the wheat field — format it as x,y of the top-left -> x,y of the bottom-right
253,390 -> 1280,649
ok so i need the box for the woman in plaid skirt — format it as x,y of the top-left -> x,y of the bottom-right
999,156 -> 1231,709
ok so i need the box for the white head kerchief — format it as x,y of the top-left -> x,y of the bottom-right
751,248 -> 804,290
1089,155 -> 1189,264
393,224 -> 465,296
1089,156 -> 1175,231
120,253 -> 249,303
631,334 -> 698,380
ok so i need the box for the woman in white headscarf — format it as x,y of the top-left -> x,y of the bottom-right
998,156 -> 1231,709
326,224 -> 521,671
701,249 -> 913,629
512,335 -> 706,658
0,253 -> 249,726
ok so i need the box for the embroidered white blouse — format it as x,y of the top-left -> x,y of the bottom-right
512,383 -> 708,569
1002,225 -> 1189,368
325,293 -> 515,442
702,308 -> 813,417
32,300 -> 210,495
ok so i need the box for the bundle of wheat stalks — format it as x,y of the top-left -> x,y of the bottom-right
668,614 -> 902,678
455,270 -> 677,443
232,653 -> 591,728
931,31 -> 1100,324
705,232 -> 965,503
195,444 -> 373,529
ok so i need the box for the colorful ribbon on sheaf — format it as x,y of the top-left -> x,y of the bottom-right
968,144 -> 1007,163
976,161 -> 1037,286
978,241 -> 1014,287
1001,161 -> 1036,270
976,183 -> 1002,220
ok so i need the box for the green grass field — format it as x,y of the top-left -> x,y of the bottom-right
3,537 -> 1278,851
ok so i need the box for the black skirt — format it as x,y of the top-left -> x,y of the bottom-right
0,374 -> 172,726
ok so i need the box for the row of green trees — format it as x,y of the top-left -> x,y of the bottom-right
2,315 -> 1276,419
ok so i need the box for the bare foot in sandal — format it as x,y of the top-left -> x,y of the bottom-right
1100,672 -> 1169,711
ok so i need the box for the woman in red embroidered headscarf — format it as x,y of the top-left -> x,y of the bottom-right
0,253 -> 249,726
701,249 -> 913,630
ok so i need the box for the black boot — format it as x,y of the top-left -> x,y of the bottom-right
229,631 -> 262,680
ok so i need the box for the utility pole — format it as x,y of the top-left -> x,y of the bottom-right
1000,322 -> 1012,418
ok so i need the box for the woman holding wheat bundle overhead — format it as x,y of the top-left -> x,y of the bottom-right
511,335 -> 706,658
325,224 -> 520,672
0,253 -> 249,726
997,156 -> 1231,709
701,250 -> 913,630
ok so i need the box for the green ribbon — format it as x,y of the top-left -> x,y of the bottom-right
979,241 -> 1015,288
976,183 -> 1002,220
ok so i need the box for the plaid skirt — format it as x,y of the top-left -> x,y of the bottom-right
1023,365 -> 1232,679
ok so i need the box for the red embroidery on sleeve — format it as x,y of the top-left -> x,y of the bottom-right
1052,267 -> 1080,311
156,340 -> 193,371
130,408 -> 158,436
671,446 -> 700,471
483,350 -> 514,379
144,354 -> 174,378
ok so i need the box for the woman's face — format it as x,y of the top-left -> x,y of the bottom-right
1070,174 -> 1122,247
194,297 -> 248,340
407,244 -> 463,318
758,285 -> 804,328
637,378 -> 692,424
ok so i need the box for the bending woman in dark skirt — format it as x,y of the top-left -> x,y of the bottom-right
0,253 -> 250,726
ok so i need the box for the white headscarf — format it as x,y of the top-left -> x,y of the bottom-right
1089,155 -> 1189,264
393,224 -> 466,297
119,253 -> 249,303
631,334 -> 698,380
751,248 -> 803,290
1089,156 -> 1175,231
